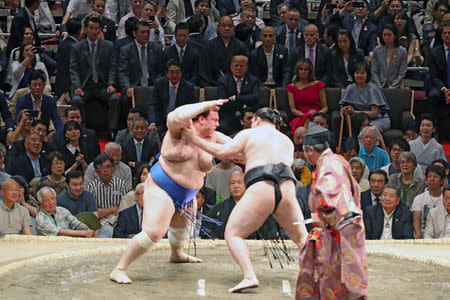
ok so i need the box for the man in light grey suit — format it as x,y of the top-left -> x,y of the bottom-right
70,15 -> 120,140
424,185 -> 450,238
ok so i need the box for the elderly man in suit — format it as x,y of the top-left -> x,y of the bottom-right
147,60 -> 196,137
216,55 -> 260,135
364,184 -> 414,239
428,22 -> 450,141
275,8 -> 308,54
361,168 -> 388,212
15,71 -> 63,132
7,0 -> 41,55
70,15 -> 121,140
248,26 -> 290,88
290,23 -> 331,85
113,183 -> 145,238
424,184 -> 450,238
163,22 -> 200,86
121,117 -> 160,175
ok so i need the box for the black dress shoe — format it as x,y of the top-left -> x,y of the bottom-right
108,130 -> 116,141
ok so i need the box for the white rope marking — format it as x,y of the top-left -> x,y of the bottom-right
282,280 -> 291,296
197,279 -> 206,296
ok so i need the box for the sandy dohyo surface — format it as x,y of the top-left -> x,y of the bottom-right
0,237 -> 449,299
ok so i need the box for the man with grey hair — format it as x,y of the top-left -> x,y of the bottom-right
0,179 -> 32,237
298,124 -> 368,299
113,183 -> 145,238
358,125 -> 390,171
84,142 -> 133,190
35,187 -> 94,237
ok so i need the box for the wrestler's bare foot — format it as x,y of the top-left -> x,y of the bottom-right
169,253 -> 203,263
110,268 -> 132,284
228,278 -> 259,293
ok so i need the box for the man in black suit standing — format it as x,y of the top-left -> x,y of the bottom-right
364,184 -> 414,240
216,55 -> 260,135
147,60 -> 196,138
428,22 -> 450,141
113,17 -> 139,63
290,23 -> 331,85
120,117 -> 160,174
7,0 -> 41,55
270,0 -> 308,28
119,21 -> 163,109
6,133 -> 50,184
70,16 -> 120,140
113,183 -> 145,238
55,19 -> 81,99
275,8 -> 308,55
248,26 -> 290,88
361,168 -> 388,212
163,22 -> 201,86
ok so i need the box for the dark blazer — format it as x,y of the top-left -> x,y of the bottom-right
113,205 -> 141,238
7,8 -> 40,55
55,36 -> 78,97
118,41 -> 163,90
363,203 -> 414,240
360,190 -> 376,212
205,36 -> 247,85
120,136 -> 160,173
147,76 -> 195,135
216,72 -> 260,134
248,44 -> 290,87
6,140 -> 56,164
15,94 -> 63,131
6,153 -> 50,183
296,183 -> 312,232
290,42 -> 332,85
113,36 -> 134,62
0,95 -> 13,131
216,0 -> 238,16
51,127 -> 100,159
340,16 -> 377,56
58,141 -> 97,172
329,48 -> 365,88
275,24 -> 307,52
270,0 -> 308,27
428,44 -> 447,94
162,44 -> 200,86
70,38 -> 117,90
60,15 -> 116,41
187,34 -> 211,87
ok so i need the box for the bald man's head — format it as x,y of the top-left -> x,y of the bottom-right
261,26 -> 276,47
229,170 -> 245,201
219,16 -> 234,39
304,24 -> 319,47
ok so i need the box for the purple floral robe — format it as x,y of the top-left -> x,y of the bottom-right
296,149 -> 368,299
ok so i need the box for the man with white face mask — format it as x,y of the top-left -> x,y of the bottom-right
293,143 -> 311,186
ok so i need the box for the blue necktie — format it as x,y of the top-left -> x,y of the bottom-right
168,86 -> 176,112
136,142 -> 142,162
179,48 -> 184,63
289,31 -> 295,51
447,48 -> 450,88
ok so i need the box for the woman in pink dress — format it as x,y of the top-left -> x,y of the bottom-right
287,59 -> 328,134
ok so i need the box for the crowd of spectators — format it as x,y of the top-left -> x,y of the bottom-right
0,0 -> 449,241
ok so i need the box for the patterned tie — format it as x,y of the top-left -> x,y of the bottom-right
236,79 -> 242,95
447,48 -> 450,88
136,142 -> 142,162
375,197 -> 380,204
90,42 -> 99,83
168,85 -> 177,112
289,31 -> 295,51
141,45 -> 148,86
179,48 -> 184,63
308,47 -> 315,68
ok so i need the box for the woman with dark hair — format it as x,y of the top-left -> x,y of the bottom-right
35,151 -> 67,197
393,9 -> 422,66
287,59 -> 327,134
340,61 -> 391,132
409,114 -> 447,166
58,120 -> 95,173
371,24 -> 407,88
329,29 -> 365,88
13,175 -> 39,218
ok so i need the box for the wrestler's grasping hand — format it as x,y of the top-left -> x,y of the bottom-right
181,125 -> 197,142
207,99 -> 228,111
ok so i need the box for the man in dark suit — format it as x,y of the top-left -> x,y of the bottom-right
296,182 -> 312,232
120,117 -> 159,174
55,19 -> 81,98
15,71 -> 63,132
216,55 -> 260,135
248,26 -> 290,88
163,22 -> 200,86
275,8 -> 308,54
364,184 -> 414,240
70,16 -> 120,139
204,15 -> 247,86
428,23 -> 450,141
51,106 -> 101,158
113,183 -> 144,238
361,168 -> 388,212
335,0 -> 377,56
6,133 -> 50,183
7,0 -> 41,55
270,0 -> 308,27
216,0 -> 239,17
113,17 -> 139,62
290,23 -> 331,85
118,21 -> 163,108
147,60 -> 196,137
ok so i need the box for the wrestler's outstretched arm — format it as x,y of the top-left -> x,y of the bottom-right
167,99 -> 228,135
183,128 -> 248,161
